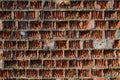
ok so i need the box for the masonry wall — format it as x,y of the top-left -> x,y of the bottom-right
0,0 -> 120,80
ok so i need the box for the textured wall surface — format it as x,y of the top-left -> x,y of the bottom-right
0,0 -> 120,80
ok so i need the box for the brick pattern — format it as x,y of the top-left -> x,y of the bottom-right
0,0 -> 120,80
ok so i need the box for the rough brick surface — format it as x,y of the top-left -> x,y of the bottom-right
0,0 -> 120,80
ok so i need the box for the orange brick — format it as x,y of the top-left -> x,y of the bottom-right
40,31 -> 52,39
52,69 -> 64,77
69,40 -> 80,49
78,11 -> 91,19
103,50 -> 116,58
56,21 -> 68,30
53,31 -> 66,39
83,40 -> 93,49
82,60 -> 94,68
91,69 -> 104,77
109,21 -> 120,29
108,59 -> 120,68
91,30 -> 104,39
91,50 -> 103,58
64,50 -> 76,58
79,30 -> 91,39
83,1 -> 95,9
29,40 -> 43,49
105,11 -> 116,19
96,1 -> 109,9
92,11 -> 104,19
78,50 -> 90,59
27,31 -> 41,39
55,40 -> 67,49
78,69 -> 90,77
95,21 -> 108,29
66,30 -> 79,39
43,60 -> 55,68
56,60 -> 68,68
95,59 -> 108,69
69,21 -> 83,29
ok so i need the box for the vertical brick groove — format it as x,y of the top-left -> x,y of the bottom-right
0,0 -> 120,80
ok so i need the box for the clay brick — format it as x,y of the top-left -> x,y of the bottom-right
83,1 -> 95,9
108,59 -> 120,68
30,1 -> 42,9
2,21 -> 15,30
17,1 -> 29,9
25,11 -> 36,19
52,50 -> 64,58
69,59 -> 77,67
70,1 -> 82,9
69,21 -> 83,29
79,30 -> 91,39
76,60 -> 82,68
13,69 -> 25,77
13,51 -> 25,59
56,0 -> 70,9
43,0 -> 55,9
40,31 -> 52,39
44,11 -> 52,19
3,51 -> 12,60
3,1 -> 16,9
30,60 -> 42,68
91,50 -> 103,58
78,11 -> 91,19
114,1 -> 120,9
83,20 -> 95,29
14,11 -> 24,19
116,50 -> 120,58
64,50 -> 76,58
39,50 -> 51,58
17,60 -> 29,68
69,40 -> 80,49
0,11 -> 11,19
4,60 -> 16,68
92,11 -> 104,19
17,41 -> 27,49
83,40 -> 93,49
53,11 -> 65,20
65,11 -> 78,19
65,69 -> 77,77
4,41 -> 16,49
105,11 -> 116,19
26,50 -> 37,59
96,1 -> 109,9
56,21 -> 68,30
43,21 -> 55,30
103,50 -> 116,58
18,21 -> 29,30
55,40 -> 67,49
78,69 -> 90,77
108,21 -> 120,29
66,30 -> 79,39
56,60 -> 68,68
26,69 -> 38,78
3,70 -> 13,77
52,69 -> 64,77
29,40 -> 43,49
39,69 -> 51,78
27,31 -> 41,39
78,50 -> 90,59
30,21 -> 42,30
1,31 -> 12,39
53,31 -> 66,39
95,21 -> 108,29
91,69 -> 104,77
91,30 -> 103,39
12,31 -> 23,39
82,60 -> 94,68
95,59 -> 108,69
103,69 -> 119,77
43,60 -> 55,68
113,40 -> 120,48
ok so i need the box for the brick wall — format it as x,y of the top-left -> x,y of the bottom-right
0,0 -> 120,80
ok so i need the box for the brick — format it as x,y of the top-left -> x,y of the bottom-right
0,11 -> 11,19
69,59 -> 77,67
113,40 -> 120,48
17,1 -> 29,9
95,77 -> 108,80
95,59 -> 108,69
43,0 -> 55,9
65,69 -> 77,77
53,31 -> 66,39
0,41 -> 2,49
30,21 -> 42,30
4,60 -> 17,68
114,1 -> 120,9
69,40 -> 80,49
83,40 -> 93,49
30,60 -> 42,68
0,1 -> 2,9
82,60 -> 94,68
103,50 -> 116,59
117,11 -> 120,19
109,21 -> 120,29
39,50 -> 51,58
65,11 -> 78,19
83,1 -> 95,9
3,1 -> 16,9
66,30 -> 79,39
2,21 -> 15,30
40,31 -> 52,39
93,40 -> 106,49
78,50 -> 90,59
92,11 -> 104,19
17,60 -> 29,68
55,40 -> 67,49
39,69 -> 51,78
76,60 -> 82,68
53,11 -> 65,20
70,1 -> 82,9
91,30 -> 104,39
56,60 -> 68,68
56,21 -> 68,30
96,1 -> 109,9
52,69 -> 64,77
43,21 -> 55,30
103,69 -> 119,77
43,60 -> 55,68
27,31 -> 41,39
1,31 -> 12,39
52,50 -> 64,58
43,39 -> 55,50
4,41 -> 16,49
13,69 -> 25,77
25,11 -> 36,19
14,11 -> 25,19
105,11 -> 116,19
18,21 -> 29,30
108,59 -> 120,68
91,50 -> 103,58
30,1 -> 42,9
3,51 -> 12,60
13,51 -> 25,59
78,11 -> 91,19
3,70 -> 13,77
69,21 -> 83,29
95,21 -> 108,29
26,69 -> 38,78
91,69 -> 104,77
78,69 -> 90,77
44,11 -> 52,19
64,50 -> 76,58
79,30 -> 91,39
26,50 -> 37,59
116,50 -> 120,58
56,0 -> 70,9
17,41 -> 27,49
29,40 -> 43,49
83,20 -> 95,29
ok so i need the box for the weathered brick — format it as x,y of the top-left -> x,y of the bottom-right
3,70 -> 13,77
29,40 -> 43,49
14,11 -> 25,19
0,11 -> 11,19
13,69 -> 25,77
56,60 -> 68,68
52,50 -> 64,58
2,21 -> 15,30
30,60 -> 42,68
3,51 -> 12,60
78,69 -> 90,77
52,69 -> 64,77
108,59 -> 120,68
69,59 -> 77,67
55,40 -> 67,49
39,69 -> 51,78
103,50 -> 116,59
39,50 -> 51,58
78,50 -> 90,59
95,59 -> 108,69
70,1 -> 82,9
4,60 -> 16,68
83,40 -> 93,49
43,60 -> 55,68
30,1 -> 42,9
83,1 -> 95,9
13,51 -> 25,59
26,50 -> 37,59
69,40 -> 81,49
4,41 -> 16,49
26,69 -> 38,78
109,21 -> 120,29
17,1 -> 29,9
65,69 -> 77,77
91,50 -> 103,58
113,40 -> 120,48
64,50 -> 76,58
91,69 -> 104,77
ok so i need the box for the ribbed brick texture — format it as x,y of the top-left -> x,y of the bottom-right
0,0 -> 120,80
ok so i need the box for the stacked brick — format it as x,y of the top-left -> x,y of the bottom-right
0,0 -> 120,80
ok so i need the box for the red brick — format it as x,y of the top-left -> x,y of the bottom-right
83,40 -> 93,49
17,41 -> 27,49
55,40 -> 67,49
69,21 -> 83,29
76,60 -> 82,68
103,50 -> 116,58
1,31 -> 12,39
78,69 -> 90,77
65,11 -> 78,19
96,1 -> 109,9
105,11 -> 116,19
29,40 -> 43,49
2,21 -> 15,30
95,21 -> 108,29
4,60 -> 16,68
95,59 -> 108,69
40,31 -> 52,39
43,60 -> 55,68
78,50 -> 90,59
44,11 -> 52,19
0,1 -> 2,9
43,21 -> 55,30
56,21 -> 68,30
56,60 -> 68,68
79,30 -> 91,39
39,50 -> 51,58
114,1 -> 120,9
103,69 -> 119,77
78,11 -> 91,19
52,50 -> 64,58
109,21 -> 120,29
83,1 -> 95,9
4,41 -> 16,49
117,11 -> 120,19
18,21 -> 29,30
65,69 -> 77,77
92,11 -> 104,19
69,40 -> 80,49
91,50 -> 103,58
3,1 -> 16,9
56,0 -> 70,9
0,11 -> 11,19
0,41 -> 2,49
95,77 -> 108,80
39,69 -> 51,78
52,69 -> 64,77
66,30 -> 79,39
70,1 -> 82,9
30,21 -> 42,30
30,1 -> 42,9
3,70 -> 13,77
91,30 -> 104,39
17,60 -> 29,68
26,69 -> 38,78
30,60 -> 42,68
13,51 -> 25,59
14,11 -> 25,19
64,50 -> 76,58
25,11 -> 36,19
69,60 -> 77,67
116,50 -> 120,58
113,40 -> 120,48
43,1 -> 55,9
91,69 -> 104,77
3,51 -> 12,60
53,31 -> 66,39
82,60 -> 94,68
26,50 -> 37,59
105,30 -> 117,39
17,1 -> 29,9
108,59 -> 120,68
27,31 -> 41,39
53,11 -> 65,20
13,69 -> 25,77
